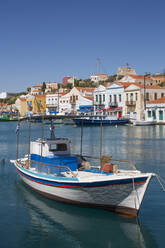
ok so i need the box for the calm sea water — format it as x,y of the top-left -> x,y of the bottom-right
0,122 -> 165,248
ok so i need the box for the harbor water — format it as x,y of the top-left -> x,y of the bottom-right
0,122 -> 165,248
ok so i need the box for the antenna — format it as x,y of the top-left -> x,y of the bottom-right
96,58 -> 100,74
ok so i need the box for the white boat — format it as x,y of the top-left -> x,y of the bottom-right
133,120 -> 156,126
11,118 -> 155,218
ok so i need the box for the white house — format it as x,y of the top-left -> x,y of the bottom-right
93,85 -> 107,110
46,92 -> 67,114
93,82 -> 128,116
59,87 -> 94,114
146,97 -> 165,123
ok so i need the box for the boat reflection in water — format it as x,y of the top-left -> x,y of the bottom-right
16,180 -> 157,248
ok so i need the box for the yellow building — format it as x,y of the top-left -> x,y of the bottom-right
26,95 -> 46,115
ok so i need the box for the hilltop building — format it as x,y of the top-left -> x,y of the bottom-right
117,66 -> 136,79
119,74 -> 156,86
90,74 -> 108,83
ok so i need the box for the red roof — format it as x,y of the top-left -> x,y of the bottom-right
126,82 -> 163,89
147,96 -> 165,104
127,74 -> 154,81
76,87 -> 95,93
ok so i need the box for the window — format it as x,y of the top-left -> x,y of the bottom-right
130,93 -> 133,101
119,94 -> 121,102
148,111 -> 151,118
76,95 -> 78,100
99,94 -> 102,103
146,92 -> 149,101
154,93 -> 157,100
126,93 -> 128,101
114,95 -> 117,103
49,143 -> 67,152
109,95 -> 112,102
103,94 -> 105,102
161,93 -> 164,98
135,93 -> 138,101
96,95 -> 98,102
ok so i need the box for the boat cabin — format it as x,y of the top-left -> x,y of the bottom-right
30,138 -> 71,157
30,138 -> 78,172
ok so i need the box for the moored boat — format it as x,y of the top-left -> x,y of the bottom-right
11,116 -> 155,217
73,116 -> 130,126
133,120 -> 156,126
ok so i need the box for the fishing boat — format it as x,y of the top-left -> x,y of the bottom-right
73,116 -> 130,126
73,109 -> 130,126
11,116 -> 154,217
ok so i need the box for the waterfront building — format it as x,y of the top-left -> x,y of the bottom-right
46,92 -> 67,114
123,83 -> 165,120
59,87 -> 94,114
93,85 -> 107,110
146,96 -> 165,123
93,82 -> 131,116
26,95 -> 46,115
15,98 -> 27,117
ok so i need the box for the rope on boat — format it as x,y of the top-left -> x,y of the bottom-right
155,174 -> 165,192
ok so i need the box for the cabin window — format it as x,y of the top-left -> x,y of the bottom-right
49,143 -> 67,152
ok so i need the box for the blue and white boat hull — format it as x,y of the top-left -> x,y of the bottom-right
14,160 -> 153,217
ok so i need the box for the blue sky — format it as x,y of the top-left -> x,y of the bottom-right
0,0 -> 164,92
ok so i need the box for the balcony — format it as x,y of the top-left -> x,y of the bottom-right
125,101 -> 136,106
109,102 -> 118,108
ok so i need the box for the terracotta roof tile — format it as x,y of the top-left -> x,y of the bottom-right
76,87 -> 95,92
147,96 -> 165,104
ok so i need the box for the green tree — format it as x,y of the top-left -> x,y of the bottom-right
41,82 -> 46,93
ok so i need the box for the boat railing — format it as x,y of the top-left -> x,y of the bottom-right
17,159 -> 77,177
73,154 -> 136,171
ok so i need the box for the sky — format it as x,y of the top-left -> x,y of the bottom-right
0,0 -> 164,92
